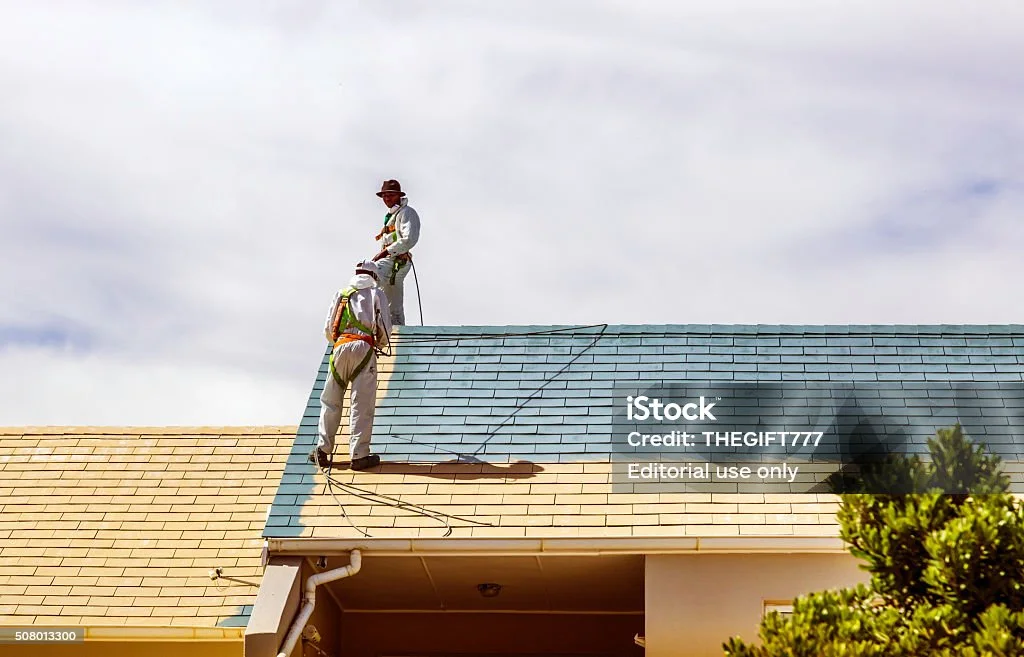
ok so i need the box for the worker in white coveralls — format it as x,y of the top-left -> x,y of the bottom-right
371,179 -> 420,326
310,260 -> 392,472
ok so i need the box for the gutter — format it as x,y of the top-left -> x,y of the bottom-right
266,536 -> 846,557
276,549 -> 362,657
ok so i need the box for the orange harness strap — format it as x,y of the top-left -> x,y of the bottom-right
334,332 -> 375,350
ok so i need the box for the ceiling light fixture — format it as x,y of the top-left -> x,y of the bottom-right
477,583 -> 502,598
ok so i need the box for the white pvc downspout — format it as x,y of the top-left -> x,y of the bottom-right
277,549 -> 362,657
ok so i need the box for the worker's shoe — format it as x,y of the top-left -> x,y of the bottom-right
350,454 -> 381,471
308,448 -> 332,469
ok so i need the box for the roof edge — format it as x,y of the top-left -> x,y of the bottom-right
267,536 -> 847,556
0,625 -> 245,641
83,626 -> 246,642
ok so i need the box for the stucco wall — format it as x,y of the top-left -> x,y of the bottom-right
645,553 -> 868,657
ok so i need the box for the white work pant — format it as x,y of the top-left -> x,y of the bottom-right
317,341 -> 378,460
377,256 -> 411,326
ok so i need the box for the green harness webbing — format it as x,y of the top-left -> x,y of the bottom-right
389,255 -> 410,286
337,287 -> 373,336
381,213 -> 411,286
328,287 -> 375,386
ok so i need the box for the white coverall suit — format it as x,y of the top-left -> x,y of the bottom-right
316,273 -> 392,461
375,197 -> 420,326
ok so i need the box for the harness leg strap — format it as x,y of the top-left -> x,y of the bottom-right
329,345 -> 375,387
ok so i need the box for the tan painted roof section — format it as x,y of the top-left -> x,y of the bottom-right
0,427 -> 294,628
291,442 -> 844,540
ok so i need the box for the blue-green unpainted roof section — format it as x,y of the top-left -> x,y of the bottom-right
264,324 -> 1024,538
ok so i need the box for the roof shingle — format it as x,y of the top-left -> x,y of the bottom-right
0,427 -> 292,628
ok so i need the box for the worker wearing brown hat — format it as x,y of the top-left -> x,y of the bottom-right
371,179 -> 421,326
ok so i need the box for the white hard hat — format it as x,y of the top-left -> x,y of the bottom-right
355,260 -> 380,280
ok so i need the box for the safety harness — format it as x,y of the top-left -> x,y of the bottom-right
375,213 -> 413,285
328,286 -> 375,386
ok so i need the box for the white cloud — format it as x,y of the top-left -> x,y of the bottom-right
0,345 -> 312,425
0,0 -> 1022,424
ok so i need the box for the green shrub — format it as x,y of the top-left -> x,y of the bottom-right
723,425 -> 1024,657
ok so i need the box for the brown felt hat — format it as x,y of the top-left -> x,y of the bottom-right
376,179 -> 406,198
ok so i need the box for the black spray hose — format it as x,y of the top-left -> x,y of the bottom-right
410,258 -> 424,326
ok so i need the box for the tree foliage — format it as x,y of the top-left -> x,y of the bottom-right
724,424 -> 1024,656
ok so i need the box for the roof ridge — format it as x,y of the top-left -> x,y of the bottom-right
393,323 -> 1024,336
0,425 -> 298,435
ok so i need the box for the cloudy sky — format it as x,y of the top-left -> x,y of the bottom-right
1,1 -> 1022,425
